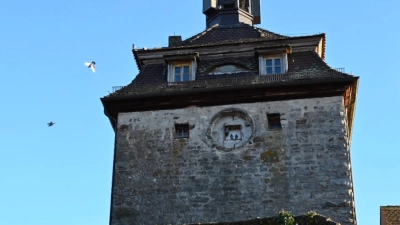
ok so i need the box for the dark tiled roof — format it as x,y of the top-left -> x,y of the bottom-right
132,24 -> 325,70
175,23 -> 322,48
197,71 -> 257,80
381,206 -> 400,225
197,56 -> 258,75
180,23 -> 286,46
106,51 -> 353,98
288,51 -> 331,72
131,63 -> 167,84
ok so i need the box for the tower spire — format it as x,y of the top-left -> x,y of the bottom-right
203,0 -> 261,28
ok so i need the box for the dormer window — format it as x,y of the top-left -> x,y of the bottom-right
259,54 -> 287,75
164,53 -> 199,83
255,45 -> 291,75
168,62 -> 196,82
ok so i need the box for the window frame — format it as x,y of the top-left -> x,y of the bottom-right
265,58 -> 282,74
168,61 -> 197,83
173,64 -> 191,82
267,113 -> 282,130
174,123 -> 189,139
259,53 -> 288,75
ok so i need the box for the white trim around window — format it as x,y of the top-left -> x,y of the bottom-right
167,61 -> 197,82
259,54 -> 288,75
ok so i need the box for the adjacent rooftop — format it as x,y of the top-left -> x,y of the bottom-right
381,206 -> 400,225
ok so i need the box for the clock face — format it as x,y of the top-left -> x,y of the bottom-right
208,109 -> 254,150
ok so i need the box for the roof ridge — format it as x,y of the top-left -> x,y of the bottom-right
182,24 -> 218,45
310,50 -> 331,68
177,23 -> 325,48
253,26 -> 290,38
182,23 -> 264,44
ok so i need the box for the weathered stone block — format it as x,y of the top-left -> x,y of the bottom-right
260,150 -> 279,163
110,97 -> 354,225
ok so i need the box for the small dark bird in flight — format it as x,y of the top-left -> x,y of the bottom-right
84,61 -> 96,73
48,122 -> 55,127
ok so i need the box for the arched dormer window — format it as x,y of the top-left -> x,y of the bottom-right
208,64 -> 249,75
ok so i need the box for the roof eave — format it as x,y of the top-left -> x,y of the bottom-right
321,33 -> 326,60
101,98 -> 117,132
101,77 -> 358,122
132,48 -> 142,70
346,77 -> 359,147
103,76 -> 358,101
178,33 -> 326,49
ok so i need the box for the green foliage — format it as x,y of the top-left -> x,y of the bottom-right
274,209 -> 296,225
306,211 -> 318,218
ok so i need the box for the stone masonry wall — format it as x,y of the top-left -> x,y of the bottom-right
111,96 -> 355,225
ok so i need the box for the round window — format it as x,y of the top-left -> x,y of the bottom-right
208,109 -> 254,150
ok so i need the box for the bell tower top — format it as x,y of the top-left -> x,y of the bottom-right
203,0 -> 261,28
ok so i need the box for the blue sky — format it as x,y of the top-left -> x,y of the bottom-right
0,0 -> 399,225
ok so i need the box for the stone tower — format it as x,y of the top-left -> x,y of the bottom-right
101,1 -> 359,224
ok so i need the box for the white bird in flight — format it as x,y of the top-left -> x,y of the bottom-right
84,61 -> 96,73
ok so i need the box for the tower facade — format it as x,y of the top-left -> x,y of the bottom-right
101,1 -> 359,225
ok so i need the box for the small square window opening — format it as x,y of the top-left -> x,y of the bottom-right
175,124 -> 189,138
267,113 -> 282,130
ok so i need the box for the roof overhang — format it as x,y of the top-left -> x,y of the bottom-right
163,52 -> 200,63
345,77 -> 359,146
101,76 -> 358,131
255,45 -> 292,55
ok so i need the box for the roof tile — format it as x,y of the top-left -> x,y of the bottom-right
181,23 -> 287,46
198,56 -> 258,75
173,23 -> 322,48
132,63 -> 167,84
381,206 -> 400,225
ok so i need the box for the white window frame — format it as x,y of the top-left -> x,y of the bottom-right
173,64 -> 191,82
168,61 -> 197,82
259,54 -> 288,75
